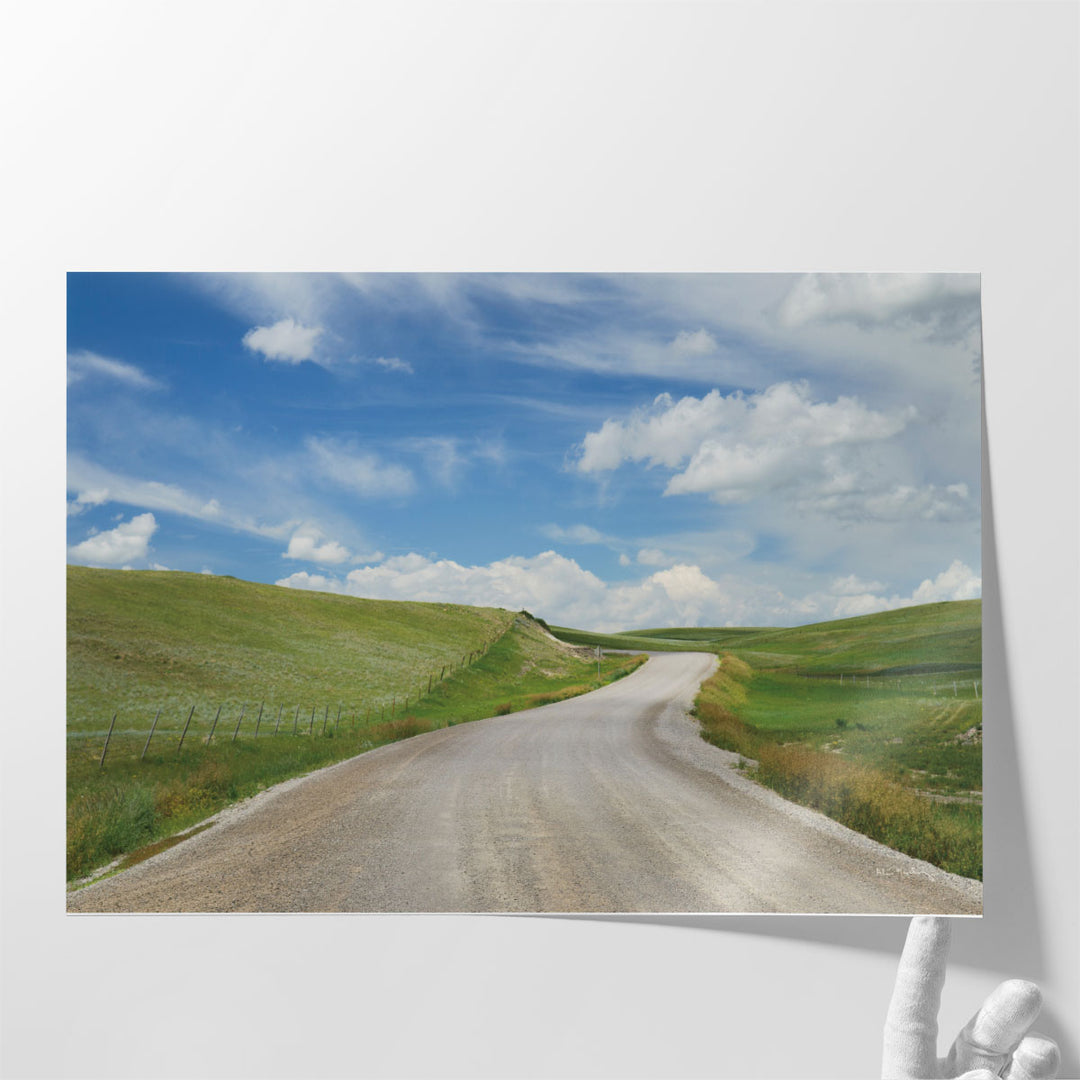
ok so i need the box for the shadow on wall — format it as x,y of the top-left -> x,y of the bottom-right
550,383 -> 1076,1072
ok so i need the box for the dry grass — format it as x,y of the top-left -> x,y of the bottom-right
694,658 -> 981,880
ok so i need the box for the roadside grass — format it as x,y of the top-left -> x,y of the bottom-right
68,575 -> 646,882
732,669 -> 982,793
693,653 -> 982,880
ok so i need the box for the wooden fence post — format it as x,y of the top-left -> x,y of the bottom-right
274,703 -> 283,735
206,703 -> 223,744
231,705 -> 245,742
99,712 -> 118,769
334,704 -> 341,733
141,708 -> 162,760
321,705 -> 329,735
293,704 -> 300,735
428,673 -> 433,693
177,705 -> 196,754
254,702 -> 264,739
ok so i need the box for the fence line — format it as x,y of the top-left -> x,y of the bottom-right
84,624 -> 512,768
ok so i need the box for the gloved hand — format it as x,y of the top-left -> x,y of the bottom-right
882,916 -> 1060,1079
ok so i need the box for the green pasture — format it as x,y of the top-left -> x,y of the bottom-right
729,668 -> 982,794
558,598 -> 983,877
68,565 -> 512,735
67,568 -> 643,882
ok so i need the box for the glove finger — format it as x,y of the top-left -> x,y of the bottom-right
946,980 -> 1043,1076
1001,1034 -> 1061,1080
883,917 -> 952,1078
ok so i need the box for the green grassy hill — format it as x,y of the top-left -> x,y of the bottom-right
555,600 -> 983,878
554,599 -> 981,675
715,600 -> 981,674
68,566 -> 513,732
67,567 -> 643,881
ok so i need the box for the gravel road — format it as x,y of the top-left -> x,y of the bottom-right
68,653 -> 982,914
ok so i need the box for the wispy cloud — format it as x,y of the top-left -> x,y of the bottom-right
305,437 -> 417,498
372,356 -> 413,375
67,350 -> 163,390
540,523 -> 612,545
778,273 -> 980,336
66,455 -> 293,539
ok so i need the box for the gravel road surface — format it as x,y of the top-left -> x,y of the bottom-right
68,653 -> 982,914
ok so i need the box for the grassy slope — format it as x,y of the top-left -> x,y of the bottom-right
715,600 -> 982,674
557,601 -> 983,878
694,655 -> 982,879
68,566 -> 512,733
553,601 -> 981,669
67,568 -> 643,880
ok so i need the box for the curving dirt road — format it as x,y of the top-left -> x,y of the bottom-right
68,653 -> 982,914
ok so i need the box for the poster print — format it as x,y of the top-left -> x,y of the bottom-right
66,273 -> 982,914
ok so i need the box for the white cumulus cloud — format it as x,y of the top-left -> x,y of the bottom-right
68,512 -> 157,566
830,560 -> 981,618
276,549 -> 981,632
911,559 -> 982,604
283,524 -> 351,565
577,382 -> 929,517
278,551 -> 771,631
242,318 -> 323,363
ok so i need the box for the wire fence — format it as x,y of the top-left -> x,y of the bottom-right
78,637 -> 502,769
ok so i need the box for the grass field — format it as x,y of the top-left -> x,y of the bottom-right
68,568 -> 981,883
558,600 -> 983,879
67,568 -> 644,881
689,601 -> 983,879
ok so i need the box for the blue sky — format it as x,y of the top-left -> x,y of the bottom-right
67,273 -> 982,631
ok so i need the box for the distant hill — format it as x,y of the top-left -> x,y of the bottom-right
552,599 -> 981,674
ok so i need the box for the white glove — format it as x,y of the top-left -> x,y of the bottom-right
882,916 -> 1060,1079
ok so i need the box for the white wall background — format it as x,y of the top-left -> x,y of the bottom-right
1,3 -> 1076,1077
